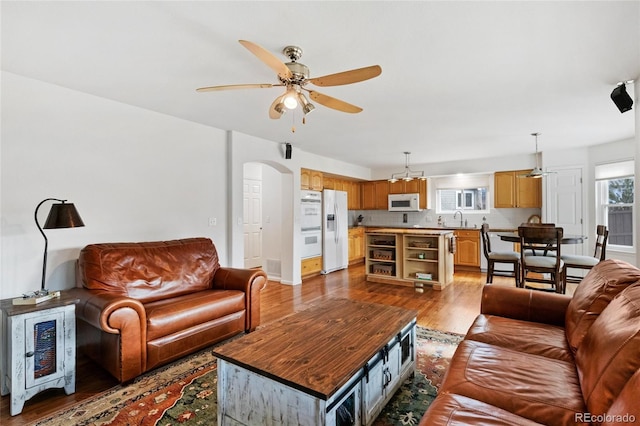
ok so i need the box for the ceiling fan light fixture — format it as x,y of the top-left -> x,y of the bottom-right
274,102 -> 286,115
528,167 -> 544,178
283,85 -> 300,110
519,132 -> 554,178
298,92 -> 315,115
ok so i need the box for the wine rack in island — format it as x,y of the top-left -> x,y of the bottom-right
366,229 -> 454,290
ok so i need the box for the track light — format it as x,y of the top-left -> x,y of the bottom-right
611,82 -> 633,113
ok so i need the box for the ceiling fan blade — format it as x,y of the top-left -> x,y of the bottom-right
269,94 -> 286,119
308,65 -> 382,87
239,40 -> 292,80
307,90 -> 363,113
196,83 -> 275,92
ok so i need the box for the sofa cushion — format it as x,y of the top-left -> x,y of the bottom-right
79,238 -> 220,303
145,289 -> 245,341
440,340 -> 586,426
575,284 -> 640,418
418,393 -> 544,426
565,259 -> 640,354
465,315 -> 573,362
603,368 -> 640,426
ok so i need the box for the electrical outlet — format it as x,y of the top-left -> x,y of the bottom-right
208,217 -> 216,226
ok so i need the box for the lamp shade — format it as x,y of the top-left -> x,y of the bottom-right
43,202 -> 85,229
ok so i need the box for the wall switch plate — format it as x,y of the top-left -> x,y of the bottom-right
208,217 -> 216,226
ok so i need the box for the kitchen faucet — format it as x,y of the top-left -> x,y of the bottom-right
454,210 -> 463,227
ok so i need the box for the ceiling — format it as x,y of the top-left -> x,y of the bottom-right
2,1 -> 638,170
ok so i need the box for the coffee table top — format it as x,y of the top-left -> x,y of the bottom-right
213,297 -> 417,400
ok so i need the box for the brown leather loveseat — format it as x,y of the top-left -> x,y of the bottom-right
420,259 -> 640,425
70,237 -> 267,383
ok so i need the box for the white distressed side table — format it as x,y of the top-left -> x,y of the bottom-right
0,291 -> 79,416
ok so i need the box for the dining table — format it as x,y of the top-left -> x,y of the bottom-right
498,233 -> 587,244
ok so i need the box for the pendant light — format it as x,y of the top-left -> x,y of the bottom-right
388,152 -> 426,183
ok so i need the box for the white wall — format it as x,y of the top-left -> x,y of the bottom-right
1,72 -> 228,298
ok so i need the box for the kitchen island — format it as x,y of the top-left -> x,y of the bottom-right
365,228 -> 455,290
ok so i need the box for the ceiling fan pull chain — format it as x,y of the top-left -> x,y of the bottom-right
291,110 -> 296,133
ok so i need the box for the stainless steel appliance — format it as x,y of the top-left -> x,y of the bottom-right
301,190 -> 322,259
322,189 -> 348,274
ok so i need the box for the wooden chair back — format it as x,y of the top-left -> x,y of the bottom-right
594,225 -> 609,261
518,225 -> 565,293
480,223 -> 491,259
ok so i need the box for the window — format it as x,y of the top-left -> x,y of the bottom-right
433,174 -> 491,214
437,188 -> 488,213
595,160 -> 635,250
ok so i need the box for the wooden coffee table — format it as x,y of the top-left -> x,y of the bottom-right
213,298 -> 417,426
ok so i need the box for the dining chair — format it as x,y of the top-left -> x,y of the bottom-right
562,225 -> 608,283
480,224 -> 521,287
518,225 -> 566,294
519,222 -> 556,256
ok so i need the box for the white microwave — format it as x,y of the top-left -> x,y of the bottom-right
388,193 -> 421,211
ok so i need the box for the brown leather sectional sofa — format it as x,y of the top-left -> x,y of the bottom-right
420,259 -> 640,425
70,238 -> 267,383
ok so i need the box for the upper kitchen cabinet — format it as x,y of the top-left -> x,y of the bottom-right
389,179 -> 428,210
301,168 -> 323,191
322,175 -> 362,209
362,180 -> 390,210
494,170 -> 541,208
347,181 -> 362,210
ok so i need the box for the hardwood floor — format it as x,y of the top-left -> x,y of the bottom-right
0,265 -> 522,424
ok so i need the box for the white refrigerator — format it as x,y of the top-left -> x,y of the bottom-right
322,189 -> 349,274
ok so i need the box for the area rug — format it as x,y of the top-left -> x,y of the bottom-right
35,327 -> 463,426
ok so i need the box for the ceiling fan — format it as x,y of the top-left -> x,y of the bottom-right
196,40 -> 382,121
519,132 -> 554,178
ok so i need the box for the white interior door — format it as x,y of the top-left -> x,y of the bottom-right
545,167 -> 584,256
243,178 -> 263,268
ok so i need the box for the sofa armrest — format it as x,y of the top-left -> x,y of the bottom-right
480,284 -> 571,326
67,288 -> 147,381
213,267 -> 268,331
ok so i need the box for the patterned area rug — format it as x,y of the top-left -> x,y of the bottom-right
35,327 -> 462,426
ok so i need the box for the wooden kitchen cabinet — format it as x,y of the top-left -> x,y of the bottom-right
322,175 -> 362,209
494,170 -> 541,208
388,179 -> 428,209
361,180 -> 390,210
301,256 -> 322,279
347,181 -> 362,210
301,168 -> 323,191
348,227 -> 365,265
322,176 -> 335,189
366,229 -> 454,290
453,229 -> 480,269
375,181 -> 390,209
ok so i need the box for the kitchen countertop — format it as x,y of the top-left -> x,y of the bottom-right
365,227 -> 454,235
361,225 -> 517,232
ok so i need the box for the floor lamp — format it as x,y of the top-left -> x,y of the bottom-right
35,198 -> 85,295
